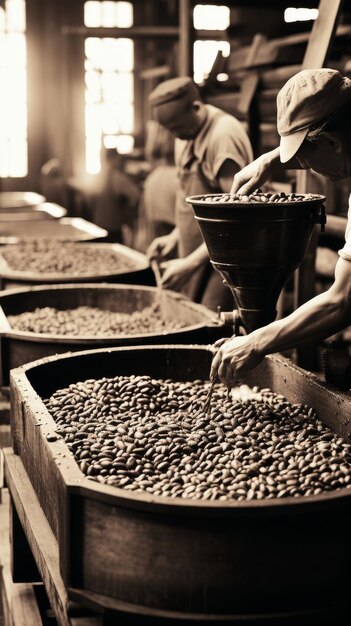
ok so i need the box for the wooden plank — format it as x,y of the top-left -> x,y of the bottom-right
0,426 -> 11,449
302,0 -> 344,70
179,0 -> 191,76
3,451 -> 101,626
3,451 -> 70,626
10,502 -> 41,584
0,491 -> 43,626
61,26 -> 179,38
294,0 -> 344,368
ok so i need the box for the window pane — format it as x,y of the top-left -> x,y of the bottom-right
85,103 -> 102,135
85,69 -> 101,95
0,140 -> 9,176
115,38 -> 133,71
101,38 -> 119,71
115,134 -> 133,153
104,134 -> 118,148
85,37 -> 102,65
117,102 -> 133,133
101,71 -> 119,102
284,7 -> 319,22
86,137 -> 101,173
0,8 -> 6,32
9,137 -> 27,177
116,2 -> 133,27
101,103 -> 120,133
7,33 -> 26,66
102,1 -> 116,27
9,104 -> 27,135
84,6 -> 134,173
9,67 -> 27,103
0,33 -> 7,62
193,5 -> 230,30
193,40 -> 230,83
6,0 -> 26,32
84,1 -> 102,27
116,72 -> 133,101
1,1 -> 27,177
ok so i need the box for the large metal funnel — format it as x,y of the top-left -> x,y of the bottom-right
187,194 -> 326,332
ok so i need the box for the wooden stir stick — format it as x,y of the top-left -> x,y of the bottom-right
151,258 -> 165,318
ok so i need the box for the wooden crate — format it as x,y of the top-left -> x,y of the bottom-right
8,345 -> 351,622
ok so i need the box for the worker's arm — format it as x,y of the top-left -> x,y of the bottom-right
230,147 -> 302,195
160,242 -> 208,289
218,159 -> 241,193
160,159 -> 239,289
211,256 -> 351,386
146,227 -> 179,261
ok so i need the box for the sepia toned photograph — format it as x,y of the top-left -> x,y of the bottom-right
0,1 -> 351,624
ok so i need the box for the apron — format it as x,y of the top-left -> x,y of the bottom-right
175,113 -> 234,310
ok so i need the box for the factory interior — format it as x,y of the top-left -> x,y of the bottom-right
2,0 -> 351,624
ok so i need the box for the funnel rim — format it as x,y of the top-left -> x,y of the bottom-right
186,193 -> 326,208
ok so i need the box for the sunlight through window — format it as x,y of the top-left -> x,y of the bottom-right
284,7 -> 319,22
0,0 -> 27,177
193,40 -> 230,84
193,4 -> 230,30
84,2 -> 134,173
193,4 -> 230,85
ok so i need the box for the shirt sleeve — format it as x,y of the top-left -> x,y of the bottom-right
338,194 -> 351,261
206,115 -> 253,179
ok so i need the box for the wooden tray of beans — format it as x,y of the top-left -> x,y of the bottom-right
0,284 -> 225,385
0,241 -> 151,290
0,200 -> 66,222
9,345 -> 351,622
0,216 -> 107,245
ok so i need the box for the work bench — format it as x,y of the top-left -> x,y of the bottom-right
1,449 -> 103,626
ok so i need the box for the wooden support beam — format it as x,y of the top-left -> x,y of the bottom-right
4,449 -> 70,626
302,0 -> 345,70
61,26 -> 179,38
179,0 -> 191,76
0,491 -> 42,626
294,0 -> 344,369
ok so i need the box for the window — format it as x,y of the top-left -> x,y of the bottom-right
193,4 -> 230,84
84,1 -> 134,174
284,8 -> 319,23
0,0 -> 27,178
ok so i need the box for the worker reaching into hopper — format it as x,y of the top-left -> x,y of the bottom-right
146,76 -> 253,311
211,68 -> 351,385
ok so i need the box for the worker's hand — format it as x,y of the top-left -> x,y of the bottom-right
160,257 -> 197,291
230,149 -> 282,196
210,335 -> 264,386
146,231 -> 178,262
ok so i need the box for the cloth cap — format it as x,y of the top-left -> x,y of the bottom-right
277,69 -> 351,163
149,77 -> 200,123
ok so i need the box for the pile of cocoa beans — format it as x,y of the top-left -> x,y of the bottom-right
44,375 -> 351,501
1,241 -> 136,274
196,191 -> 320,204
9,304 -> 185,336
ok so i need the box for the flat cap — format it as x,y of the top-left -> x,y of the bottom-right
149,76 -> 200,107
277,68 -> 351,163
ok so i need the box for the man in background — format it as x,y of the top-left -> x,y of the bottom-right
147,76 -> 253,310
